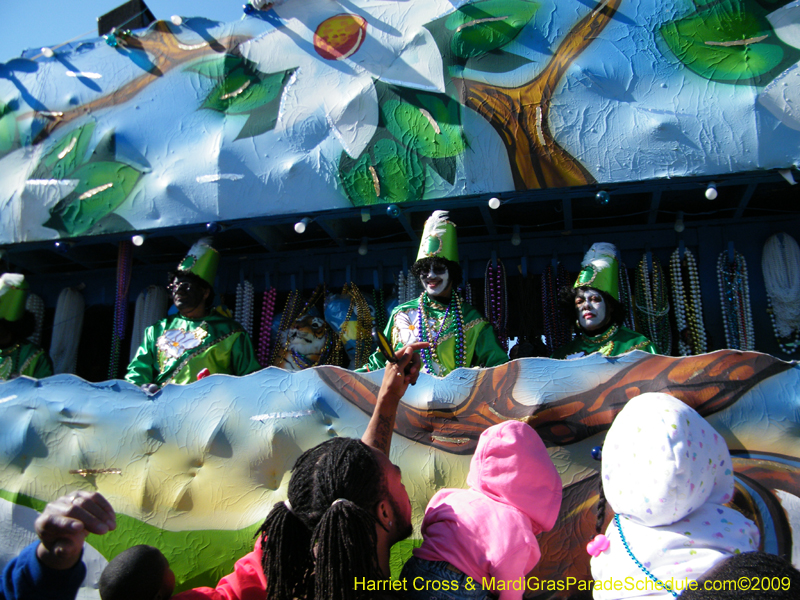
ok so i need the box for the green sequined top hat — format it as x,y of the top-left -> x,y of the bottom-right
178,238 -> 219,287
416,210 -> 459,263
0,273 -> 29,322
574,242 -> 620,301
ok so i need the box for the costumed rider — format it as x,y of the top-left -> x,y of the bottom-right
0,273 -> 54,381
551,243 -> 658,359
125,239 -> 261,392
359,210 -> 508,376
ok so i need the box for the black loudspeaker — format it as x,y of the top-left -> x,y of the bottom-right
97,0 -> 156,36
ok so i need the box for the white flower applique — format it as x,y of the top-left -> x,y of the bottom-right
393,309 -> 421,346
157,327 -> 209,361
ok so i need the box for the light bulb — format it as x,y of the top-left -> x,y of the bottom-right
488,197 -> 501,209
294,217 -> 311,234
511,225 -> 521,246
358,237 -> 368,256
705,182 -> 717,200
131,234 -> 146,246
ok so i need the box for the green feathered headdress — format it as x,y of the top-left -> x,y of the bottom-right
574,242 -> 620,301
178,239 -> 219,287
416,210 -> 458,263
0,273 -> 29,322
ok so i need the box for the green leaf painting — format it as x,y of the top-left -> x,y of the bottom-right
446,0 -> 539,59
660,0 -> 800,85
0,100 -> 19,156
29,123 -> 142,237
44,161 -> 142,236
381,96 -> 465,159
425,0 -> 538,76
32,121 -> 96,180
340,137 -> 426,206
189,55 -> 296,139
339,84 -> 467,206
462,49 -> 535,75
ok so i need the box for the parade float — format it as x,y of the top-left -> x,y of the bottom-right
1,0 -> 800,597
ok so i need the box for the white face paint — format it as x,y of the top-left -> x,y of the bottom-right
575,288 -> 608,332
420,264 -> 451,298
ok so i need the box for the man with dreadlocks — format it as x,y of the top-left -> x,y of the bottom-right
360,210 -> 508,377
172,340 -> 427,600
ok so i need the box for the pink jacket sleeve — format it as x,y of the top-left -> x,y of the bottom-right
172,539 -> 266,600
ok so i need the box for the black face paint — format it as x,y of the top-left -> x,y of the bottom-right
170,277 -> 206,315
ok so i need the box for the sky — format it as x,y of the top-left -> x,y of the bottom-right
0,1 -> 246,62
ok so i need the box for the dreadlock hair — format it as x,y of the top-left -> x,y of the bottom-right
410,257 -> 463,289
557,285 -> 626,332
167,270 -> 215,311
258,437 -> 386,600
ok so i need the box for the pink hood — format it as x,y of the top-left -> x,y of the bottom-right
466,420 -> 562,533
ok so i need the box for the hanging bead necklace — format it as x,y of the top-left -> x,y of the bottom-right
270,289 -> 300,366
634,254 -> 671,354
257,287 -> 277,367
108,240 -> 133,379
25,293 -> 45,347
762,233 -> 800,355
397,270 -> 407,304
235,283 -> 244,325
397,269 -> 420,304
235,280 -> 255,337
669,248 -> 707,356
618,259 -> 636,330
716,250 -> 755,351
417,290 -> 465,376
341,282 -> 373,369
541,262 -> 572,353
373,287 -> 387,333
614,515 -> 678,598
484,258 -> 508,351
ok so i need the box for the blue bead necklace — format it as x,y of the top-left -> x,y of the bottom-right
614,514 -> 677,598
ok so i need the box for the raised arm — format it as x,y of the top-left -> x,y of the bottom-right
35,491 -> 117,570
362,341 -> 427,455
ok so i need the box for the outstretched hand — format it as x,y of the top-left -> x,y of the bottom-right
35,491 -> 116,570
380,341 -> 428,403
363,341 -> 428,454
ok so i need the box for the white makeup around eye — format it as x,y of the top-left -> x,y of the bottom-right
575,288 -> 607,332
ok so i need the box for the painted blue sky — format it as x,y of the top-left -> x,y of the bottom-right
0,1 -> 244,62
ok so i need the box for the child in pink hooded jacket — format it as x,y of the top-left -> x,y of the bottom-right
401,420 -> 562,600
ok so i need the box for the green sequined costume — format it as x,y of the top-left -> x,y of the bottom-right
359,293 -> 508,376
551,324 -> 658,359
125,313 -> 261,387
0,342 -> 54,380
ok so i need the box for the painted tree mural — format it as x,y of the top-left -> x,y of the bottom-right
1,0 -> 800,241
